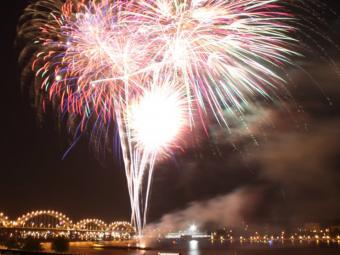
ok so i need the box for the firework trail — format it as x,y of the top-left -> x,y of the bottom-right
18,0 -> 300,234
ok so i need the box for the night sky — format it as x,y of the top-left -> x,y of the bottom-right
1,0 -> 340,228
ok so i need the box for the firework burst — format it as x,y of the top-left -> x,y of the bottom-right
18,0 -> 299,234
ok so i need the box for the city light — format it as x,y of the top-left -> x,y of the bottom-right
189,224 -> 197,233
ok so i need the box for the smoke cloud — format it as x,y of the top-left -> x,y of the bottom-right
144,187 -> 262,236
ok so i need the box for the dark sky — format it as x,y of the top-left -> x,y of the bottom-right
1,0 -> 340,228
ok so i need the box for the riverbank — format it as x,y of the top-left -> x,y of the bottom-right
0,249 -> 78,255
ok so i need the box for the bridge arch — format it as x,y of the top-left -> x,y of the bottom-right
14,210 -> 72,229
108,221 -> 135,235
75,219 -> 107,231
0,212 -> 9,227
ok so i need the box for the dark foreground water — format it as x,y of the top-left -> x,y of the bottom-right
69,240 -> 340,255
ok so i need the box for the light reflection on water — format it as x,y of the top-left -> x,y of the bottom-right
68,240 -> 340,255
188,240 -> 199,255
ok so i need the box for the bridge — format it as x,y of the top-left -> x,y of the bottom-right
0,210 -> 135,241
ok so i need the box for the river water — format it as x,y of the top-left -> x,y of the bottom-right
68,240 -> 340,255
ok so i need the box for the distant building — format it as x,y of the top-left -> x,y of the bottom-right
330,225 -> 340,233
303,223 -> 321,232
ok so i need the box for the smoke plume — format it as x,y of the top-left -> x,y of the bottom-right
144,187 -> 262,236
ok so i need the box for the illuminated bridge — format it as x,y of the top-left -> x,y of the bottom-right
0,210 -> 135,241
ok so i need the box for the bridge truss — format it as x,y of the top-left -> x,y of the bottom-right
0,210 -> 135,241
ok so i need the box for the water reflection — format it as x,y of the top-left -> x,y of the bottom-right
189,240 -> 199,255
67,239 -> 340,255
